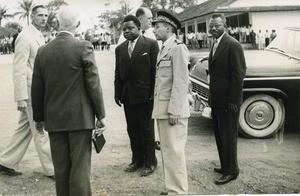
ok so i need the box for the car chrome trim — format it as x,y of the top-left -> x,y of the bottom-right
244,76 -> 300,81
243,88 -> 288,98
190,77 -> 210,101
190,77 -> 209,88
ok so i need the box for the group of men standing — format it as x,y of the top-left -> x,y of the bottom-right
0,4 -> 246,196
115,8 -> 190,195
114,7 -> 246,195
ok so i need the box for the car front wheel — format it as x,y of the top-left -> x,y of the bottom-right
239,94 -> 285,138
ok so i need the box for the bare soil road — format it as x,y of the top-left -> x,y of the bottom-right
0,48 -> 299,195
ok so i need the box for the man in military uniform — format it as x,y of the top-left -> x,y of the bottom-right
152,11 -> 190,195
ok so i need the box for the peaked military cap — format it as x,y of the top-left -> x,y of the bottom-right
152,10 -> 181,29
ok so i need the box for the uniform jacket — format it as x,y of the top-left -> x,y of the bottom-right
208,33 -> 246,108
31,32 -> 105,132
152,36 -> 190,119
13,24 -> 45,103
114,36 -> 159,105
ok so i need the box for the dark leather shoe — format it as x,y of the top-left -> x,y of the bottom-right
141,165 -> 156,176
0,164 -> 22,176
214,174 -> 238,185
160,191 -> 168,195
155,141 -> 160,150
46,175 -> 55,181
214,167 -> 223,174
125,162 -> 143,172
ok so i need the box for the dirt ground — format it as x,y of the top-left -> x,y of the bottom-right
0,48 -> 299,196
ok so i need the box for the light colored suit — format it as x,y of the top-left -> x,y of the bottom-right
152,35 -> 190,194
0,24 -> 54,176
152,35 -> 190,119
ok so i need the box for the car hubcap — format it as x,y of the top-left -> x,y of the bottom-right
245,101 -> 274,130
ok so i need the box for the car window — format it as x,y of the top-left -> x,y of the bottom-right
267,28 -> 300,60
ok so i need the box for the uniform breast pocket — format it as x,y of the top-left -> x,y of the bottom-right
158,60 -> 171,77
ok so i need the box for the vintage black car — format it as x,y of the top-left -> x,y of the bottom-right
189,27 -> 300,138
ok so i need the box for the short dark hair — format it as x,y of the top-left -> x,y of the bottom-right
123,15 -> 141,28
31,5 -> 46,14
135,7 -> 145,18
211,13 -> 227,26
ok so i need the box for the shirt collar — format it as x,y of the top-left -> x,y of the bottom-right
130,35 -> 140,43
216,32 -> 225,43
162,35 -> 175,48
29,23 -> 43,36
59,30 -> 74,37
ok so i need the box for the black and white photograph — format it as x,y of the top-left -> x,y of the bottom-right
0,0 -> 299,195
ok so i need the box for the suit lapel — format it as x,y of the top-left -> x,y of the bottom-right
29,25 -> 45,46
129,36 -> 145,64
210,33 -> 229,65
157,36 -> 175,64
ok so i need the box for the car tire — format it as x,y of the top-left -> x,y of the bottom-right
239,94 -> 285,138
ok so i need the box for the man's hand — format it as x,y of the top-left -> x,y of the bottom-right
17,100 -> 27,112
228,103 -> 239,113
188,94 -> 194,107
169,114 -> 179,126
200,57 -> 208,63
35,121 -> 45,135
115,98 -> 122,107
95,118 -> 107,136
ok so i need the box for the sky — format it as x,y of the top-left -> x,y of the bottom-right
0,0 -> 143,31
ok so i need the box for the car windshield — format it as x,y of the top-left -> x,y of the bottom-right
266,27 -> 300,60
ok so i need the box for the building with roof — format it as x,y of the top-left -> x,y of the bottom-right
176,0 -> 300,42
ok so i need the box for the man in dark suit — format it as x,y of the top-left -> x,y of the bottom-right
31,7 -> 106,196
114,15 -> 159,176
208,13 -> 246,185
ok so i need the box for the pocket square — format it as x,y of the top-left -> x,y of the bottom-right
142,52 -> 148,56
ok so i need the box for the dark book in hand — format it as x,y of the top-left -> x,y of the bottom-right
92,134 -> 106,153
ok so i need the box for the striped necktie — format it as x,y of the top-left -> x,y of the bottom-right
212,39 -> 218,56
128,40 -> 134,57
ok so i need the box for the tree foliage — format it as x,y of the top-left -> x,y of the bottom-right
98,1 -> 134,41
14,0 -> 34,25
46,0 -> 68,12
98,0 -> 196,42
142,0 -> 196,14
45,0 -> 68,32
0,5 -> 13,26
5,21 -> 21,30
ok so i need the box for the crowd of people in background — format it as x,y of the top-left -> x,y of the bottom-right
183,25 -> 277,50
1,23 -> 278,56
81,30 -> 112,51
0,34 -> 17,55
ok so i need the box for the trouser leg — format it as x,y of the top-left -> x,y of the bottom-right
69,130 -> 92,196
26,105 -> 53,176
49,130 -> 92,196
0,111 -> 32,170
137,102 -> 156,167
49,132 -> 71,196
124,104 -> 143,164
212,108 -> 239,175
157,119 -> 188,194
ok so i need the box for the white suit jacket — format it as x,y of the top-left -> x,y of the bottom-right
13,24 -> 45,103
152,36 -> 190,119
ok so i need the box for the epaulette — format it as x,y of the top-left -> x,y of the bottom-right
174,39 -> 183,45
